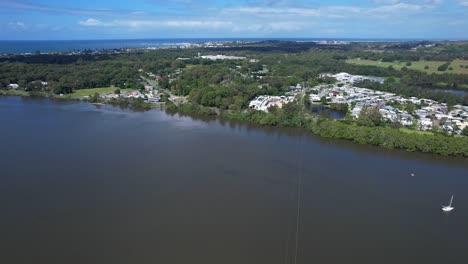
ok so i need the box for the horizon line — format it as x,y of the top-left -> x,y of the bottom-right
1,37 -> 467,42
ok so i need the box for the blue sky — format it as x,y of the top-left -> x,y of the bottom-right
0,0 -> 467,40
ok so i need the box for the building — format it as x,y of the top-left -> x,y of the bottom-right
399,113 -> 414,126
200,55 -> 246,60
249,96 -> 295,112
418,118 -> 433,131
144,85 -> 153,91
310,94 -> 321,102
7,83 -> 19,89
320,72 -> 385,84
379,106 -> 398,122
147,96 -> 161,103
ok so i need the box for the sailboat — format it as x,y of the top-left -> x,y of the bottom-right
442,195 -> 455,212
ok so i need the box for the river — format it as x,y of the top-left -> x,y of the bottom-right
0,96 -> 467,264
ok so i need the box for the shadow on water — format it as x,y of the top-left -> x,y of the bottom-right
9,96 -> 468,169
310,104 -> 346,119
168,108 -> 467,169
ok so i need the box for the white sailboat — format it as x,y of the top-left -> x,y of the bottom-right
442,195 -> 455,212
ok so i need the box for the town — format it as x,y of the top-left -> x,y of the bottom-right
250,72 -> 468,135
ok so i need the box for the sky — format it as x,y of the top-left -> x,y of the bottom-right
0,0 -> 467,40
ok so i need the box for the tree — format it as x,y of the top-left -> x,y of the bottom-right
89,92 -> 100,103
18,80 -> 26,88
358,106 -> 382,126
406,102 -> 416,113
462,127 -> 468,137
171,60 -> 186,69
160,93 -> 170,103
356,115 -> 375,127
53,84 -> 72,94
303,93 -> 311,109
159,77 -> 170,89
320,96 -> 328,105
437,63 -> 450,71
114,88 -> 121,95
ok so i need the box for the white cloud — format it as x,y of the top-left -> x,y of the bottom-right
232,21 -> 305,33
225,7 -> 320,16
79,17 -> 307,33
7,21 -> 26,30
459,1 -> 468,6
0,1 -> 136,16
268,22 -> 304,30
122,20 -> 231,28
79,18 -> 107,26
79,18 -> 232,29
372,3 -> 426,12
373,0 -> 400,4
224,1 -> 435,21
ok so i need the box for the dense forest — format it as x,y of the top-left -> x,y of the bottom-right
1,41 -> 467,97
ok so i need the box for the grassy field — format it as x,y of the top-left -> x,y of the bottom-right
0,89 -> 31,96
1,87 -> 134,98
347,58 -> 468,75
64,87 -> 132,98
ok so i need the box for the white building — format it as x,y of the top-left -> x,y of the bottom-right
249,96 -> 294,112
200,55 -> 246,60
320,72 -> 384,84
144,85 -> 153,91
379,106 -> 398,122
7,83 -> 19,89
399,113 -> 414,126
310,94 -> 321,102
418,118 -> 433,131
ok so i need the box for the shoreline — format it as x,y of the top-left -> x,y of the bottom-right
163,100 -> 468,157
2,92 -> 467,157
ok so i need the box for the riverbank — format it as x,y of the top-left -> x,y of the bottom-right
0,89 -> 72,99
167,102 -> 468,157
2,91 -> 467,157
0,89 -> 157,110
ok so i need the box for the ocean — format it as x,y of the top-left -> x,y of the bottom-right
0,38 -> 424,54
0,39 -> 225,54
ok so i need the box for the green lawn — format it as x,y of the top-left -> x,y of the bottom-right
0,89 -> 30,96
64,87 -> 132,98
347,58 -> 468,75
